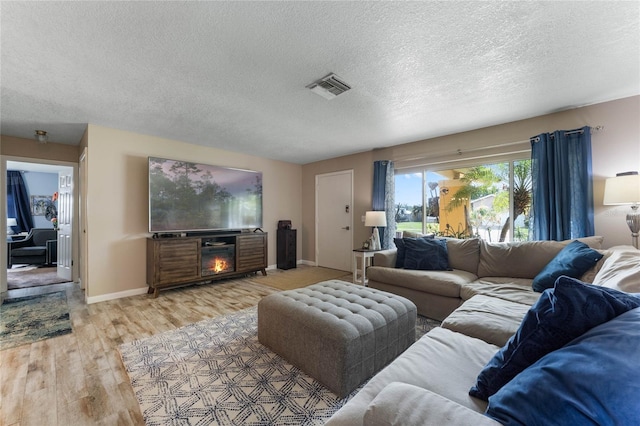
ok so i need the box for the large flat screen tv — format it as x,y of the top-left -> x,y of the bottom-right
148,157 -> 263,233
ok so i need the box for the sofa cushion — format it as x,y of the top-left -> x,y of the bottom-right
477,236 -> 604,279
325,327 -> 498,426
403,238 -> 450,271
485,307 -> 640,425
478,240 -> 565,279
372,249 -> 398,268
532,240 -> 604,292
445,238 -> 480,275
469,276 -> 640,400
367,266 -> 477,298
442,295 -> 529,347
592,247 -> 640,293
461,278 -> 540,306
31,228 -> 58,246
11,246 -> 48,257
363,383 -> 501,426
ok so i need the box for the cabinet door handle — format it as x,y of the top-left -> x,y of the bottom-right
341,226 -> 350,230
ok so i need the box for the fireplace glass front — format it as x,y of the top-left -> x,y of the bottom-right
201,244 -> 235,276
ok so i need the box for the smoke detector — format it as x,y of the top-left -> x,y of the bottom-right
306,73 -> 351,100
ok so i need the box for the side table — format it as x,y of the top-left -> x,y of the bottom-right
353,249 -> 379,286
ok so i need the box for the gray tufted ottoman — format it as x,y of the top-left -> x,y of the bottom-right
257,279 -> 417,397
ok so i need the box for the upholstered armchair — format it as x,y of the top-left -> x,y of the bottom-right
8,228 -> 58,268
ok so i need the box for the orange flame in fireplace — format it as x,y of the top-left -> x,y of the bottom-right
209,257 -> 229,273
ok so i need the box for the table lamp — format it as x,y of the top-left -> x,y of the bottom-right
603,171 -> 640,249
7,218 -> 18,235
365,211 -> 387,250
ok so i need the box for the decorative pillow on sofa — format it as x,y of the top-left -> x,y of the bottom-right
469,276 -> 640,401
485,307 -> 640,425
532,240 -> 604,292
394,235 -> 435,268
592,247 -> 640,293
403,238 -> 451,271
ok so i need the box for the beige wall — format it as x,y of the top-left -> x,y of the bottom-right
301,151 -> 374,265
1,135 -> 82,296
84,125 -> 302,301
1,135 -> 81,161
301,95 -> 640,255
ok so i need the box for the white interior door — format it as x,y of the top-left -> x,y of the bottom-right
316,170 -> 353,271
57,170 -> 73,281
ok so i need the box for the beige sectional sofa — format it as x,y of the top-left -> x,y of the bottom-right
366,236 -> 605,320
326,238 -> 640,425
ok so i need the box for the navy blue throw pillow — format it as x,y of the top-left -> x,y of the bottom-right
486,308 -> 640,425
403,238 -> 450,271
394,235 -> 434,268
532,240 -> 603,292
393,237 -> 411,268
469,276 -> 640,401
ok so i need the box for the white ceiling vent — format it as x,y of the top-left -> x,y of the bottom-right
306,73 -> 351,100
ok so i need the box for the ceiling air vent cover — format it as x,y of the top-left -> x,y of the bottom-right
307,73 -> 351,100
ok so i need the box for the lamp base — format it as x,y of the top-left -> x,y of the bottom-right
371,227 -> 381,251
628,205 -> 639,249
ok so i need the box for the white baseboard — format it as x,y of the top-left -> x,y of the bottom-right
86,286 -> 149,304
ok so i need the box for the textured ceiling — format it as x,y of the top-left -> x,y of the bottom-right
1,1 -> 638,164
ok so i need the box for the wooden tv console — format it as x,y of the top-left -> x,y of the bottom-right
146,232 -> 268,297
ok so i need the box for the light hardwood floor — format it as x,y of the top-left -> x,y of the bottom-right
1,268 -> 351,426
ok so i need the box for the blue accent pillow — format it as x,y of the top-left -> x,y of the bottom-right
469,276 -> 640,401
532,240 -> 603,292
394,236 -> 434,268
393,237 -> 411,268
403,238 -> 450,271
485,307 -> 640,425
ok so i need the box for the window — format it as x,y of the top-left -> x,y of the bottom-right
395,160 -> 532,242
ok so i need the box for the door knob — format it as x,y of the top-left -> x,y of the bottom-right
342,226 -> 350,230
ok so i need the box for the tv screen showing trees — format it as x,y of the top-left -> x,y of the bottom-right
148,157 -> 263,233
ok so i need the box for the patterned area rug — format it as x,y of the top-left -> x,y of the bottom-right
0,291 -> 72,350
119,307 -> 440,425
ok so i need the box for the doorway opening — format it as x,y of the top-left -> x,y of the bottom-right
5,160 -> 75,294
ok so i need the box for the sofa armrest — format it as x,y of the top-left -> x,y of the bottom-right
373,249 -> 397,268
8,237 -> 33,249
363,382 -> 502,426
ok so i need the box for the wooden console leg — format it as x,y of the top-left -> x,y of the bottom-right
261,269 -> 267,276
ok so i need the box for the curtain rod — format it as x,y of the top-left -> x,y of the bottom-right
530,125 -> 604,143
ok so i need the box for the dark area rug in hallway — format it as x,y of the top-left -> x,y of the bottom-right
7,266 -> 70,290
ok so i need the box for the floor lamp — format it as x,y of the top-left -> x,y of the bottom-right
603,172 -> 640,249
365,211 -> 387,250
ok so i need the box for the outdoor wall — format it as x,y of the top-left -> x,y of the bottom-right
84,125 -> 302,301
301,95 -> 640,258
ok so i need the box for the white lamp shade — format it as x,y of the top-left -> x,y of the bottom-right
603,174 -> 640,205
7,218 -> 18,227
365,211 -> 387,227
